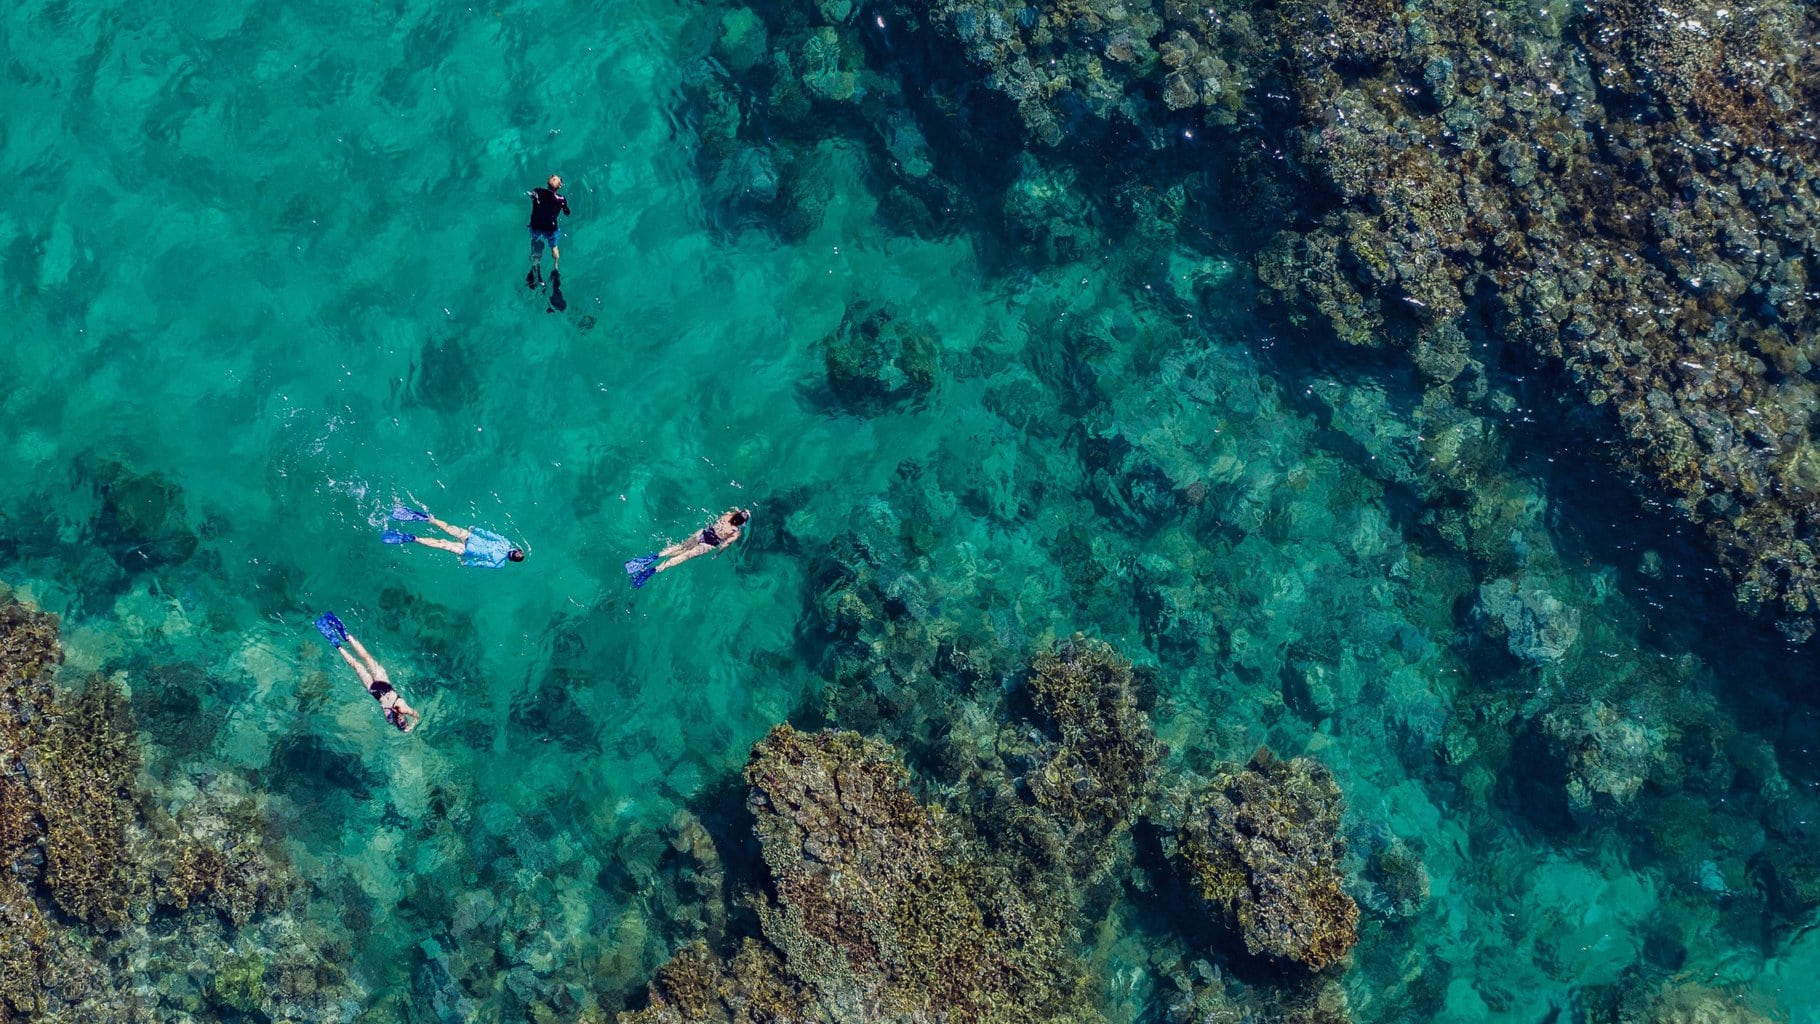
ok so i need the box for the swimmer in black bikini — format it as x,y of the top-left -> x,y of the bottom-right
314,613 -> 420,732
624,508 -> 751,588
655,507 -> 750,574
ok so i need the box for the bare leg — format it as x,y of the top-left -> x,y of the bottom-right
414,535 -> 466,555
338,645 -> 374,688
427,516 -> 471,542
551,244 -> 560,269
344,636 -> 387,679
655,542 -> 710,573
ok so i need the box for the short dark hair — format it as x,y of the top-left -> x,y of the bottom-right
730,509 -> 751,525
507,548 -> 526,562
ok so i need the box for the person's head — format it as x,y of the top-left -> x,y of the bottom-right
548,174 -> 562,190
729,508 -> 751,526
508,548 -> 526,563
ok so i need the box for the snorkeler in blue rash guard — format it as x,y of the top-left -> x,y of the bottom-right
381,504 -> 525,567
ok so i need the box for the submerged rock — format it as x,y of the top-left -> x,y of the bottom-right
1475,577 -> 1580,665
1164,748 -> 1360,972
622,725 -> 1096,1024
1023,635 -> 1159,832
86,460 -> 201,571
820,301 -> 940,413
1613,979 -> 1781,1024
0,597 -> 360,1021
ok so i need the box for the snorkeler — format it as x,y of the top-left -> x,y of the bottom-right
625,508 -> 750,588
314,613 -> 420,733
382,503 -> 525,568
525,173 -> 570,290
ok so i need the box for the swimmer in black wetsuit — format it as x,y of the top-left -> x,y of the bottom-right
526,174 -> 571,289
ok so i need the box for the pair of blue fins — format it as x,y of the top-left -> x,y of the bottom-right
379,503 -> 432,545
383,499 -> 664,588
314,611 -> 349,647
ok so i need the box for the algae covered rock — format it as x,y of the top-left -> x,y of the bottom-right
821,301 -> 940,413
1475,577 -> 1580,665
1615,980 -> 1782,1024
620,938 -> 807,1024
745,725 -> 1089,1022
0,597 -> 357,1020
623,725 -> 1096,1024
1515,698 -> 1674,828
1166,748 -> 1360,972
1024,635 -> 1159,831
212,951 -> 269,1013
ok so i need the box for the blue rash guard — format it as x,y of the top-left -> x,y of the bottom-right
462,528 -> 513,568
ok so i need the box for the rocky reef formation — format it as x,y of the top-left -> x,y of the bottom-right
1163,748 -> 1360,972
820,300 -> 941,413
1254,0 -> 1820,638
0,598 -> 359,1022
1593,978 -> 1784,1024
1023,635 -> 1159,831
621,725 -> 1097,1024
855,0 -> 1820,636
622,619 -> 1376,1023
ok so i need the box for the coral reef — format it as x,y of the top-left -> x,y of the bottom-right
1165,748 -> 1360,972
620,938 -> 807,1024
820,300 -> 941,413
746,725 -> 1091,1021
622,725 -> 1096,1024
1605,979 -> 1782,1024
1023,634 -> 1159,831
0,597 -> 358,1021
1250,0 -> 1820,636
870,0 -> 1820,635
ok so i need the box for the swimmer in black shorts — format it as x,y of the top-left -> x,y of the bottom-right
526,173 -> 570,289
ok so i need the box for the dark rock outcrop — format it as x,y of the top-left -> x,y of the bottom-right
622,725 -> 1097,1024
1164,748 -> 1360,972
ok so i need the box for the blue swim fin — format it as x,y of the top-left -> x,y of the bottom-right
625,554 -> 660,589
314,612 -> 349,648
391,504 -> 431,522
382,530 -> 417,545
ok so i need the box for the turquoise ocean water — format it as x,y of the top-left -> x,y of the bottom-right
6,0 -> 1820,1019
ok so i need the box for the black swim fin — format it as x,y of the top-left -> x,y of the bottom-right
525,267 -> 539,290
548,270 -> 567,312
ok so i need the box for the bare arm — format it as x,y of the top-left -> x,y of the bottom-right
391,699 -> 421,733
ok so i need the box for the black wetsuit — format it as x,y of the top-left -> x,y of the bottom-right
529,187 -> 570,235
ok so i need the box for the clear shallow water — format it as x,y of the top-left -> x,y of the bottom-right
6,0 -> 1820,1020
